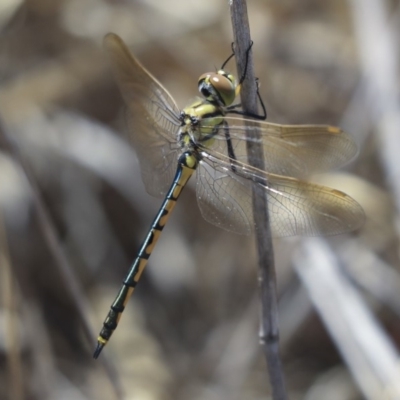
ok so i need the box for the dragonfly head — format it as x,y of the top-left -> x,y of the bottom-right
198,70 -> 237,107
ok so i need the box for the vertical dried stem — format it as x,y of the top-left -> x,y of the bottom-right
229,1 -> 287,399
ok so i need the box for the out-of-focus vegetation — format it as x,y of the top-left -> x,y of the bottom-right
0,1 -> 399,399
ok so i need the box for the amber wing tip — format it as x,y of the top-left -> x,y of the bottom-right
93,342 -> 105,359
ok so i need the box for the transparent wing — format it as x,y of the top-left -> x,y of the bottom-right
104,33 -> 181,197
199,116 -> 358,178
196,151 -> 365,237
196,159 -> 254,235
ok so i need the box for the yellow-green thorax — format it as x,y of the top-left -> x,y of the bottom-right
180,99 -> 224,146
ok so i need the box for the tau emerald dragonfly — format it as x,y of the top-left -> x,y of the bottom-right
93,33 -> 364,358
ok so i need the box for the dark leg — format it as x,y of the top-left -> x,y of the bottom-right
223,121 -> 239,173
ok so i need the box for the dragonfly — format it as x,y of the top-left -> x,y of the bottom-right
93,33 -> 365,358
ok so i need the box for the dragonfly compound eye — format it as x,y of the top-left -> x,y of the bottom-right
198,72 -> 236,107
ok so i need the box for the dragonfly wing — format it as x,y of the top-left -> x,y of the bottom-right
104,33 -> 180,197
125,106 -> 178,197
204,117 -> 358,178
196,159 -> 254,235
260,173 -> 365,237
197,151 -> 365,237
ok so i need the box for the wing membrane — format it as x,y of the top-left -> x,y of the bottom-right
196,159 -> 254,235
199,117 -> 358,178
104,33 -> 181,196
197,149 -> 365,236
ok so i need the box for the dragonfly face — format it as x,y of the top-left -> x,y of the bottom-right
94,33 -> 365,358
197,70 -> 237,107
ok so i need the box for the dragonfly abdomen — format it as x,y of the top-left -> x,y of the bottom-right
94,152 -> 197,358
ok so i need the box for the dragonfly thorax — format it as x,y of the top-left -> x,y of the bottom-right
198,70 -> 237,107
180,98 -> 225,145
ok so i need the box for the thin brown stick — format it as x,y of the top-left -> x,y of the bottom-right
229,1 -> 288,399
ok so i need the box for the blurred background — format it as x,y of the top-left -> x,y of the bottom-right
0,0 -> 399,399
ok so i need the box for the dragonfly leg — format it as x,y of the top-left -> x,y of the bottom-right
223,121 -> 240,173
225,41 -> 267,120
220,43 -> 236,70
